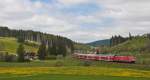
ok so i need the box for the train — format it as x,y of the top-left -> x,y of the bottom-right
73,53 -> 136,63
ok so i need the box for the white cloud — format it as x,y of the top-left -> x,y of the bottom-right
0,0 -> 150,43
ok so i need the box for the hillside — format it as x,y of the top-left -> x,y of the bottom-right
74,43 -> 92,51
99,36 -> 150,64
0,26 -> 74,55
110,36 -> 150,53
87,39 -> 110,46
0,37 -> 38,54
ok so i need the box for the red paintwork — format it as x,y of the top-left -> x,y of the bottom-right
74,53 -> 136,63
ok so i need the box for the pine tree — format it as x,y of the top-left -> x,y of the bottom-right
129,32 -> 132,40
57,43 -> 67,57
51,40 -> 57,56
47,40 -> 53,56
37,41 -> 47,60
17,44 -> 25,62
17,36 -> 25,43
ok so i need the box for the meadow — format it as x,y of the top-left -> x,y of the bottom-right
0,66 -> 150,80
0,57 -> 150,80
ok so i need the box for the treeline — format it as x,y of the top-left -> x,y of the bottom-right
110,33 -> 133,47
0,26 -> 74,56
110,35 -> 128,46
110,33 -> 150,47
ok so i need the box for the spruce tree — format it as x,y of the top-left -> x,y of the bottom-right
51,41 -> 57,56
47,42 -> 53,55
37,41 -> 47,60
17,36 -> 25,43
17,44 -> 25,62
129,32 -> 132,40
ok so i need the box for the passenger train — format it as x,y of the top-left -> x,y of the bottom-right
73,53 -> 136,63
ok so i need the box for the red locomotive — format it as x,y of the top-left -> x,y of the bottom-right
73,53 -> 136,63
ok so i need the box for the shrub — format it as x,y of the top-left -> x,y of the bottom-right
4,52 -> 17,62
144,42 -> 150,52
56,55 -> 63,60
81,60 -> 92,67
17,36 -> 25,43
17,44 -> 25,62
54,61 -> 64,67
24,41 -> 39,48
46,55 -> 56,60
0,52 -> 5,61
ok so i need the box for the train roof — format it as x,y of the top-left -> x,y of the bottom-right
97,54 -> 116,56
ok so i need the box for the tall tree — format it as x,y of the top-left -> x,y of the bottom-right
51,40 -> 57,56
129,32 -> 132,40
37,41 -> 47,60
57,41 -> 67,57
47,40 -> 53,55
17,44 -> 25,62
17,36 -> 25,43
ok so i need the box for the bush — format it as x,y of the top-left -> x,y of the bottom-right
24,41 -> 39,48
17,37 -> 25,43
81,60 -> 92,66
144,42 -> 150,52
17,44 -> 25,62
0,52 -> 5,61
5,54 -> 16,62
46,55 -> 57,60
54,61 -> 64,67
0,52 -> 17,62
56,55 -> 63,60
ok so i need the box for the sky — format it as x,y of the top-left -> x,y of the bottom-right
0,0 -> 150,43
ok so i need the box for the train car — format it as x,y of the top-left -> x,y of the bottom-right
97,54 -> 115,61
113,56 -> 136,63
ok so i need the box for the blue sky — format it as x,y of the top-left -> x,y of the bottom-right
31,0 -> 55,3
0,0 -> 150,43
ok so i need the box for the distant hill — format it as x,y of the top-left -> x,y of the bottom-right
87,39 -> 110,46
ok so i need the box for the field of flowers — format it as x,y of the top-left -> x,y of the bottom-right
0,67 -> 150,78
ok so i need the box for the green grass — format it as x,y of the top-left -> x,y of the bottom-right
0,37 -> 38,53
74,43 -> 92,51
0,65 -> 150,80
0,57 -> 149,80
0,74 -> 150,80
0,56 -> 149,71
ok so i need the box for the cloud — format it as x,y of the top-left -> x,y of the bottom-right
0,0 -> 150,43
57,0 -> 90,5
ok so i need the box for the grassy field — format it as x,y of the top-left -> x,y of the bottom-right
0,66 -> 150,80
0,57 -> 150,80
1,74 -> 150,80
0,37 -> 38,53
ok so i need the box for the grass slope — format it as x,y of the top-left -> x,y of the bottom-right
0,37 -> 38,54
111,37 -> 150,53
